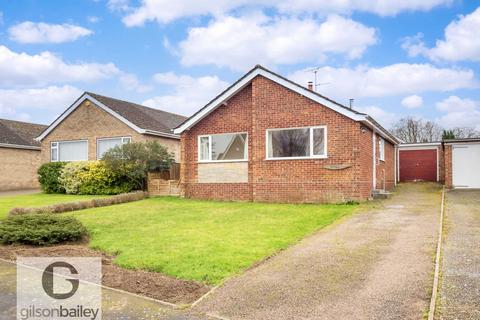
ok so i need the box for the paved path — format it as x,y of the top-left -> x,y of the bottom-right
193,183 -> 441,320
439,190 -> 480,320
0,189 -> 40,197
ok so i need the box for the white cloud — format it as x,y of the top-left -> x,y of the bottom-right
276,0 -> 452,16
289,64 -> 477,100
436,96 -> 480,130
403,7 -> 480,61
0,85 -> 82,121
0,46 -> 120,87
121,0 -> 451,26
179,14 -> 377,70
88,16 -> 100,23
143,72 -> 229,115
356,105 -> 398,129
401,94 -> 423,109
108,0 -> 132,12
8,21 -> 93,44
119,73 -> 153,93
436,95 -> 477,112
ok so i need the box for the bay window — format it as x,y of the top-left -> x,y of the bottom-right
50,140 -> 88,162
267,126 -> 327,159
198,133 -> 248,162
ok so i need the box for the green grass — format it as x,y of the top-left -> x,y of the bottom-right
0,193 -> 108,220
72,197 -> 358,284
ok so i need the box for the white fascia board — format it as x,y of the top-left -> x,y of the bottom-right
0,143 -> 41,150
399,142 -> 441,147
143,129 -> 180,140
36,93 -> 144,141
174,68 -> 365,134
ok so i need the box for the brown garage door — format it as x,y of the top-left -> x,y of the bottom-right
399,149 -> 437,182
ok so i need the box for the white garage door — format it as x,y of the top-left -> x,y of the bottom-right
452,144 -> 480,188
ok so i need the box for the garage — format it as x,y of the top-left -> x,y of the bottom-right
451,143 -> 480,188
398,143 -> 440,182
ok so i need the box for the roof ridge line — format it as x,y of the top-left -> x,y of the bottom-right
86,91 -> 187,119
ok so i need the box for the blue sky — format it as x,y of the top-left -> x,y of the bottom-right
0,0 -> 479,130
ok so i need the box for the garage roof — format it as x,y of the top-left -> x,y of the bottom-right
0,118 -> 47,150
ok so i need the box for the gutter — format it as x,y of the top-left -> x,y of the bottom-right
0,143 -> 41,151
142,129 -> 181,140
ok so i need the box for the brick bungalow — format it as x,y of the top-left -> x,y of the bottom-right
0,118 -> 47,191
36,92 -> 186,164
174,65 -> 400,203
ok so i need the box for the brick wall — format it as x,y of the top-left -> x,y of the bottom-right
438,146 -> 445,182
0,147 -> 41,191
181,75 -> 396,203
40,100 -> 181,163
375,134 -> 396,190
444,144 -> 452,188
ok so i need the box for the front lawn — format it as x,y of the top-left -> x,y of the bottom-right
73,197 -> 358,284
0,193 -> 108,220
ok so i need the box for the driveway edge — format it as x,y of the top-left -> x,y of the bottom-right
428,186 -> 445,320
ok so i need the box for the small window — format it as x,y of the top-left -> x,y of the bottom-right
51,140 -> 88,162
51,142 -> 58,162
267,126 -> 327,159
97,137 -> 131,159
379,137 -> 385,161
198,133 -> 247,162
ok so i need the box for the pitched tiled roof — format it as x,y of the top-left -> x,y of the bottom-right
86,92 -> 187,135
0,118 -> 47,148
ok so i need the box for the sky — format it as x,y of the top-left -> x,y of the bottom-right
0,0 -> 479,130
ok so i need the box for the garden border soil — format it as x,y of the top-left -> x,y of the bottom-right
0,243 -> 211,305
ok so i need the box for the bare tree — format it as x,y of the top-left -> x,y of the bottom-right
451,127 -> 480,139
391,117 -> 442,143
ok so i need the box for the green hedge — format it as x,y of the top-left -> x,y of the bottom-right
38,161 -> 136,195
60,161 -> 135,195
0,214 -> 87,245
38,162 -> 67,193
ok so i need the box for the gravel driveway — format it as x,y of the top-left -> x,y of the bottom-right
439,190 -> 480,320
193,183 -> 442,320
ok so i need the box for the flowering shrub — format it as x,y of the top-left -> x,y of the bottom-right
58,161 -> 135,195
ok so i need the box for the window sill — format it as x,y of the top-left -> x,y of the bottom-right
198,159 -> 248,163
265,156 -> 328,161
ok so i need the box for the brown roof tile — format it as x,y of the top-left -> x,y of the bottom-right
0,118 -> 47,147
87,92 -> 187,135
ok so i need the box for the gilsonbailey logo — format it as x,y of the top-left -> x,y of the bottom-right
16,257 -> 101,320
19,305 -> 100,320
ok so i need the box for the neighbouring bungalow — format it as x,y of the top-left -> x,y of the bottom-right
174,65 -> 400,203
36,92 -> 187,164
0,118 -> 47,191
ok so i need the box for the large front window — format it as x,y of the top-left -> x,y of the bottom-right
267,126 -> 327,159
97,137 -> 131,159
198,133 -> 248,162
51,140 -> 88,162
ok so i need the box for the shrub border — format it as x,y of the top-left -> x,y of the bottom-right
8,192 -> 147,217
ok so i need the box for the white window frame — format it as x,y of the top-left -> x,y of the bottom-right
197,132 -> 248,163
50,139 -> 89,162
96,136 -> 131,160
379,137 -> 385,162
266,125 -> 328,160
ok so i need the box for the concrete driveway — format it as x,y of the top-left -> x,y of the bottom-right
439,190 -> 480,320
193,183 -> 442,320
